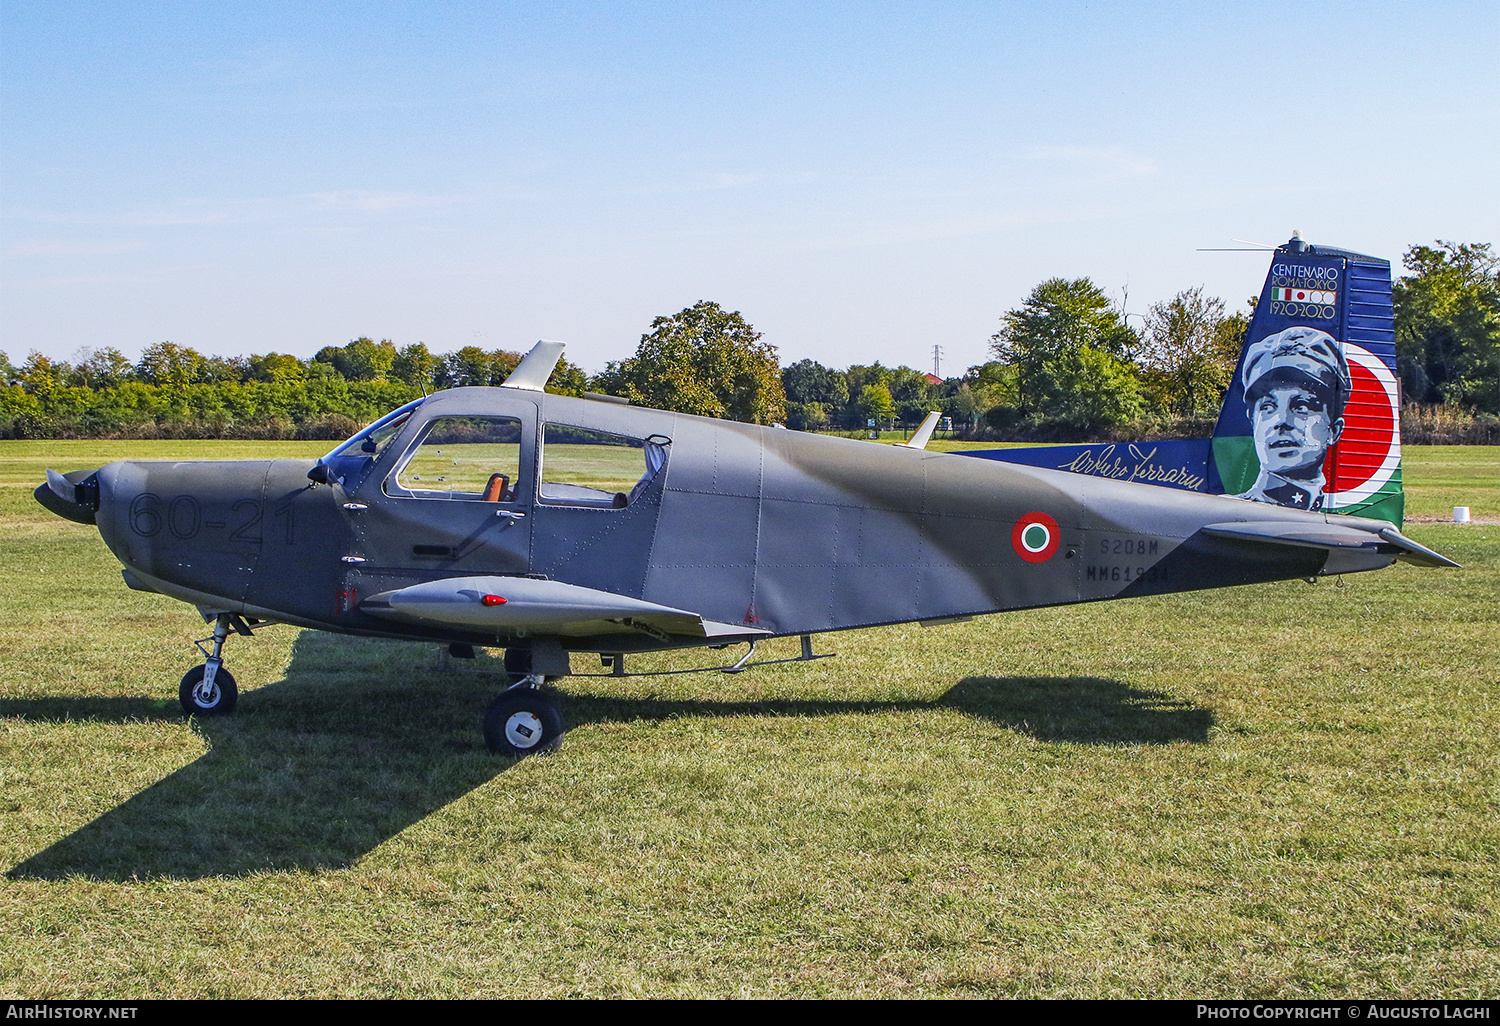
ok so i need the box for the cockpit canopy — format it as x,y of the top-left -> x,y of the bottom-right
312,394 -> 670,509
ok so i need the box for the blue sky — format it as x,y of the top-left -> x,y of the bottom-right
3,1 -> 1497,376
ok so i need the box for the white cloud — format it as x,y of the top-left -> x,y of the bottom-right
11,263 -> 219,290
1020,146 -> 1158,180
5,240 -> 146,258
303,190 -> 467,213
5,190 -> 470,229
692,173 -> 768,191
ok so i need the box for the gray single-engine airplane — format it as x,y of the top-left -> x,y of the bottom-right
36,236 -> 1457,756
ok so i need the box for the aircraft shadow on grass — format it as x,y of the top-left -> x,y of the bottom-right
6,631 -> 1212,882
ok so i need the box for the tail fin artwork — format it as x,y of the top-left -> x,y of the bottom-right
1210,234 -> 1403,522
962,234 -> 1406,525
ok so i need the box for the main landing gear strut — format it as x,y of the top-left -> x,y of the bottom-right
482,647 -> 565,757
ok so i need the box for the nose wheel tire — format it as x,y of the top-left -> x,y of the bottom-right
483,690 -> 564,757
179,664 -> 238,717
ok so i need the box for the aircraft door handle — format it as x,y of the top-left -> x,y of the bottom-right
494,510 -> 527,519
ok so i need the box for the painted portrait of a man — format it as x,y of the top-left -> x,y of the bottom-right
1233,325 -> 1350,511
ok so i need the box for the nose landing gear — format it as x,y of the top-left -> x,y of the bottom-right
179,612 -> 251,717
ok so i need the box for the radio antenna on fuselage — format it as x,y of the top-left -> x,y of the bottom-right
1199,236 -> 1281,252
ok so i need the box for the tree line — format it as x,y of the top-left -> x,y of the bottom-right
4,241 -> 1495,442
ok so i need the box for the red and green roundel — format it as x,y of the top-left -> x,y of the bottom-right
1012,512 -> 1060,563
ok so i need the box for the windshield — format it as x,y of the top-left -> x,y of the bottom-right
324,398 -> 426,462
319,398 -> 426,487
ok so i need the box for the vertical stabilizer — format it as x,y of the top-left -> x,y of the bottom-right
1210,235 -> 1404,524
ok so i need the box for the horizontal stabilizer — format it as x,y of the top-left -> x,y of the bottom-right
1201,520 -> 1460,569
360,576 -> 772,639
1202,521 -> 1385,551
1377,527 -> 1462,568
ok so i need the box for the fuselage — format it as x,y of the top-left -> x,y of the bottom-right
53,386 -> 1403,655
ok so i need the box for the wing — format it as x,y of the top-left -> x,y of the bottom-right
359,576 -> 771,641
896,411 -> 942,450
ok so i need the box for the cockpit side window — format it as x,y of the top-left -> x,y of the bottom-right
539,425 -> 669,508
386,416 -> 524,502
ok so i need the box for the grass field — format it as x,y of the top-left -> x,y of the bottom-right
0,440 -> 1495,998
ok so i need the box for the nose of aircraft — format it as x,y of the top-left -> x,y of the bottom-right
34,468 -> 102,525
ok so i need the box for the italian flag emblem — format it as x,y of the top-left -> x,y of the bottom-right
1012,511 -> 1061,563
1272,286 -> 1336,304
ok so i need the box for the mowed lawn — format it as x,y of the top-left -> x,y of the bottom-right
0,440 -> 1495,998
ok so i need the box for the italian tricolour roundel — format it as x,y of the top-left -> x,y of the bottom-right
1324,341 -> 1401,507
1011,512 -> 1060,563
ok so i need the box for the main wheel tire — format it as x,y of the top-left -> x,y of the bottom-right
483,690 -> 564,756
179,664 -> 238,717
